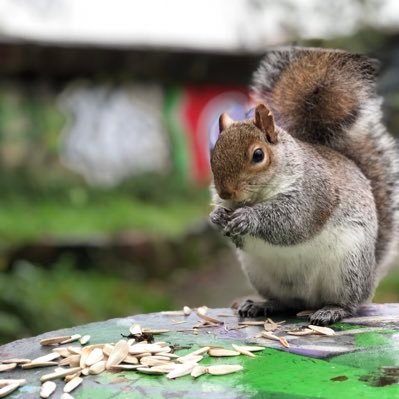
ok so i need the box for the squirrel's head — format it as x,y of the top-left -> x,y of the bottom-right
210,103 -> 279,204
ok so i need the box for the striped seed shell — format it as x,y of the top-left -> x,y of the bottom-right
40,336 -> 71,346
129,324 -> 142,335
40,367 -> 81,382
106,340 -> 129,369
102,344 -> 114,357
207,364 -> 243,375
21,362 -> 58,369
31,353 -> 60,363
79,335 -> 90,345
60,335 -> 81,345
0,379 -> 26,388
191,365 -> 207,378
1,358 -> 30,364
166,363 -> 196,379
63,376 -> 82,393
89,361 -> 106,375
0,383 -> 20,398
0,364 -> 16,372
232,344 -> 255,358
177,355 -> 203,364
85,348 -> 104,366
40,381 -> 57,398
208,348 -> 240,357
308,325 -> 336,336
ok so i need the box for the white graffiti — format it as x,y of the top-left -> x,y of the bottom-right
59,83 -> 170,186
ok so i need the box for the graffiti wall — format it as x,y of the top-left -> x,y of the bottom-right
0,81 -> 251,186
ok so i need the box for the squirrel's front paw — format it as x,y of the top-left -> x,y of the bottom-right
225,207 -> 258,237
209,207 -> 231,229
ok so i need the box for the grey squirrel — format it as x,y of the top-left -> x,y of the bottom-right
209,47 -> 399,325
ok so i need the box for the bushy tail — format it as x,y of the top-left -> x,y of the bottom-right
252,47 -> 379,145
252,47 -> 399,271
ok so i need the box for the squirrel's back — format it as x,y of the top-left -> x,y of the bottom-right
252,47 -> 399,272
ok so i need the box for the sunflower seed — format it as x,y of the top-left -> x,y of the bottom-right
106,340 -> 129,369
89,361 -> 106,375
0,364 -> 16,372
232,344 -> 256,358
208,348 -> 240,357
0,383 -> 20,398
61,394 -> 75,399
177,355 -> 203,364
52,348 -> 71,357
191,365 -> 207,378
196,308 -> 223,325
40,367 -> 81,382
0,379 -> 26,388
238,320 -> 265,326
260,331 -> 280,341
31,353 -> 61,364
128,343 -> 164,355
140,357 -> 172,367
137,367 -> 166,375
60,335 -> 81,345
207,365 -> 243,375
308,325 -> 336,336
40,381 -> 57,398
166,363 -> 196,379
110,364 -> 141,371
264,319 -> 279,332
40,336 -> 71,346
184,346 -> 210,357
63,376 -> 82,393
79,347 -> 91,368
59,355 -> 81,367
287,328 -> 314,336
148,364 -> 175,373
279,337 -> 290,348
67,347 -> 82,355
122,355 -> 138,364
129,324 -> 142,335
234,345 -> 265,352
21,362 -> 58,369
64,372 -> 81,382
79,335 -> 90,345
102,344 -> 114,357
1,358 -> 30,365
85,348 -> 104,366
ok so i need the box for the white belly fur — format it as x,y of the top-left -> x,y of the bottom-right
238,224 -> 366,308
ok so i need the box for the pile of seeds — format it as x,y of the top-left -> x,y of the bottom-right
0,323 -> 264,397
0,306 -> 338,398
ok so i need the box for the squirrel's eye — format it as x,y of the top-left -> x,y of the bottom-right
252,148 -> 264,163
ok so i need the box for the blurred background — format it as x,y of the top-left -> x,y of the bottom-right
0,0 -> 398,344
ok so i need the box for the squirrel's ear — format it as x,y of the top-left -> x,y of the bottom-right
219,112 -> 233,133
255,104 -> 277,144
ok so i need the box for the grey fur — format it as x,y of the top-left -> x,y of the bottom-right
210,47 -> 399,326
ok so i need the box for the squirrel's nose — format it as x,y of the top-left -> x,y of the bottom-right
219,190 -> 232,200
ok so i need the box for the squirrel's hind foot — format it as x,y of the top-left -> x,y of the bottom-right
238,299 -> 286,318
309,306 -> 351,326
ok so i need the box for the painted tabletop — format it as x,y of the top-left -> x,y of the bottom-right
1,304 -> 399,399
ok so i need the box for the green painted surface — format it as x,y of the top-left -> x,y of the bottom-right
1,305 -> 399,398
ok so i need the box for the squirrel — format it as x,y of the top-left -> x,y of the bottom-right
209,47 -> 399,326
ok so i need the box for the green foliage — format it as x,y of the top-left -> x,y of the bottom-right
0,259 -> 175,344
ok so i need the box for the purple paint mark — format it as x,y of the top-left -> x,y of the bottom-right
209,105 -> 255,152
355,304 -> 399,317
